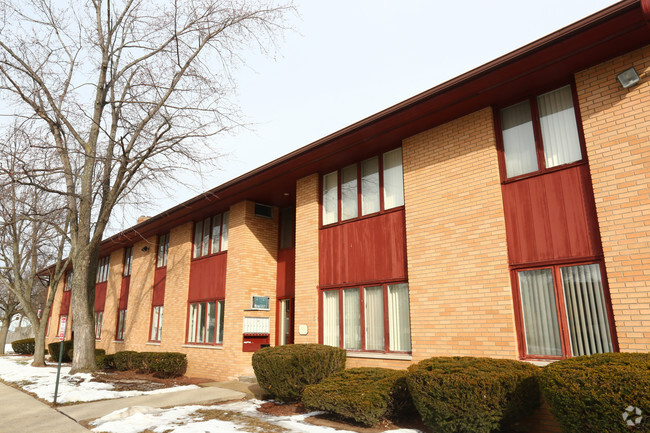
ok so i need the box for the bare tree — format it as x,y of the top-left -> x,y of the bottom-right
0,281 -> 21,354
0,0 -> 292,372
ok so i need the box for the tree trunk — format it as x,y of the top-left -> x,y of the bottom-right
70,256 -> 97,373
31,314 -> 46,367
0,316 -> 10,355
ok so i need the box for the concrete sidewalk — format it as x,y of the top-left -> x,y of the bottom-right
60,385 -> 246,422
0,382 -> 90,433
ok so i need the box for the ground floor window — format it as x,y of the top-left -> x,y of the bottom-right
187,300 -> 224,344
277,298 -> 293,345
516,262 -> 614,358
94,311 -> 103,340
150,306 -> 163,342
322,282 -> 411,352
116,309 -> 127,341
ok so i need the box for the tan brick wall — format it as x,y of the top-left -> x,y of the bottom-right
575,43 -> 650,352
45,277 -> 66,346
402,107 -> 518,361
294,174 -> 320,344
96,248 -> 125,352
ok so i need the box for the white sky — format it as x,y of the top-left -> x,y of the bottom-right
115,0 -> 616,229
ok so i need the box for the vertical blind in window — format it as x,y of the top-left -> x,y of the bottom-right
561,264 -> 612,356
364,286 -> 384,350
501,101 -> 538,178
322,171 -> 338,225
519,269 -> 562,356
388,283 -> 411,352
361,157 -> 380,215
323,290 -> 339,347
343,288 -> 361,349
538,86 -> 582,169
383,149 -> 404,209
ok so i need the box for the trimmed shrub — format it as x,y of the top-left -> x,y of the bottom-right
302,367 -> 414,426
48,340 -> 74,362
407,356 -> 540,433
99,353 -> 115,370
113,351 -> 141,371
139,352 -> 187,378
252,344 -> 346,402
540,352 -> 650,433
11,338 -> 35,355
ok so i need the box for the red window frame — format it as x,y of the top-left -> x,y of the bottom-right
115,309 -> 127,341
63,271 -> 72,292
511,260 -> 618,360
320,147 -> 404,228
319,281 -> 411,354
94,311 -> 103,340
495,82 -> 589,183
149,305 -> 163,342
123,246 -> 133,276
156,233 -> 169,268
275,297 -> 294,345
185,299 -> 225,345
192,212 -> 229,259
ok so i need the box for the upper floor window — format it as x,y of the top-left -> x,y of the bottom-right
123,247 -> 133,277
500,85 -> 583,179
157,233 -> 169,267
96,256 -> 110,283
322,148 -> 404,226
64,271 -> 73,291
193,211 -> 229,258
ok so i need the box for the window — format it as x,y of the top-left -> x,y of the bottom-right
278,299 -> 293,345
94,311 -> 103,340
123,247 -> 133,277
96,256 -> 110,283
322,148 -> 404,226
500,85 -> 583,179
279,207 -> 295,249
322,283 -> 411,352
516,262 -> 614,358
150,306 -> 163,342
187,300 -> 224,344
157,233 -> 169,268
192,211 -> 229,258
64,271 -> 73,291
116,309 -> 127,341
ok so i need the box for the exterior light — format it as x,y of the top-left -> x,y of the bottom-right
617,67 -> 640,88
141,246 -> 149,252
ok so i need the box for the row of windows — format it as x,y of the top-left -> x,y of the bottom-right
96,256 -> 110,283
322,148 -> 404,226
193,212 -> 229,258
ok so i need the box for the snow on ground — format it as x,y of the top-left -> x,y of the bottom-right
0,355 -> 198,403
3,344 -> 12,354
90,399 -> 422,433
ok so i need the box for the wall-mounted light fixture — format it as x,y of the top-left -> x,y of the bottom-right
141,246 -> 149,252
617,67 -> 641,89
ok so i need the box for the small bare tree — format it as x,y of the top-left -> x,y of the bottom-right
0,281 -> 21,354
0,0 -> 292,372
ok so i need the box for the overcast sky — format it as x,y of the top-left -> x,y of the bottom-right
113,0 -> 616,231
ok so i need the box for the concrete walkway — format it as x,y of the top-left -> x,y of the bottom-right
0,382 -> 90,432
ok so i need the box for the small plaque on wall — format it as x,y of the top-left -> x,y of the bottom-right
251,295 -> 270,310
298,324 -> 308,335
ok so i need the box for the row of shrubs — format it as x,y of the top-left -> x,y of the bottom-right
253,344 -> 650,433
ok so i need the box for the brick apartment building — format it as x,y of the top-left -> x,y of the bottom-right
46,0 -> 650,384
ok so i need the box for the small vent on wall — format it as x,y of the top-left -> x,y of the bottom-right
254,203 -> 273,219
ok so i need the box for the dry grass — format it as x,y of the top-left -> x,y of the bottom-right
195,408 -> 290,433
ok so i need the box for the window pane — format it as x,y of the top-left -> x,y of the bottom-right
323,290 -> 340,347
278,299 -> 291,345
518,269 -> 562,356
188,304 -> 197,343
388,283 -> 411,351
207,302 -> 216,343
216,301 -> 225,344
201,217 -> 210,256
361,157 -> 380,215
561,264 -> 612,357
501,101 -> 538,178
341,164 -> 358,221
383,149 -> 404,209
322,171 -> 338,225
197,303 -> 206,343
343,288 -> 361,350
193,222 -> 202,258
124,247 -> 133,276
364,286 -> 384,351
538,86 -> 582,168
211,214 -> 222,254
221,211 -> 230,251
157,306 -> 163,341
163,234 -> 169,266
151,307 -> 159,340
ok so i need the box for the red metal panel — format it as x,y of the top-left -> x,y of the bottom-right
276,248 -> 295,298
94,282 -> 107,312
319,209 -> 407,287
119,276 -> 131,309
188,253 -> 227,301
502,165 -> 601,266
60,290 -> 71,315
152,269 -> 166,306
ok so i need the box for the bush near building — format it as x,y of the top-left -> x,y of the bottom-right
112,351 -> 187,377
540,352 -> 650,433
407,356 -> 540,433
11,338 -> 35,355
252,344 -> 346,402
48,340 -> 73,362
302,367 -> 414,427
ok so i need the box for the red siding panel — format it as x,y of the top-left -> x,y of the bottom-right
276,248 -> 295,298
502,165 -> 601,266
188,253 -> 227,301
119,276 -> 131,310
152,269 -> 166,306
94,282 -> 107,312
319,209 -> 407,287
60,290 -> 71,315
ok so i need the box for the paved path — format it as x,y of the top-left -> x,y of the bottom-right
0,382 -> 90,432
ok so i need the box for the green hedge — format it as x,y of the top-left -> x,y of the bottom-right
112,351 -> 187,377
48,340 -> 73,362
302,367 -> 414,426
540,352 -> 650,433
252,344 -> 346,402
11,338 -> 35,355
407,357 -> 540,433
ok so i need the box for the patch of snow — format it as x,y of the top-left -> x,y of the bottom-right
4,344 -> 13,354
